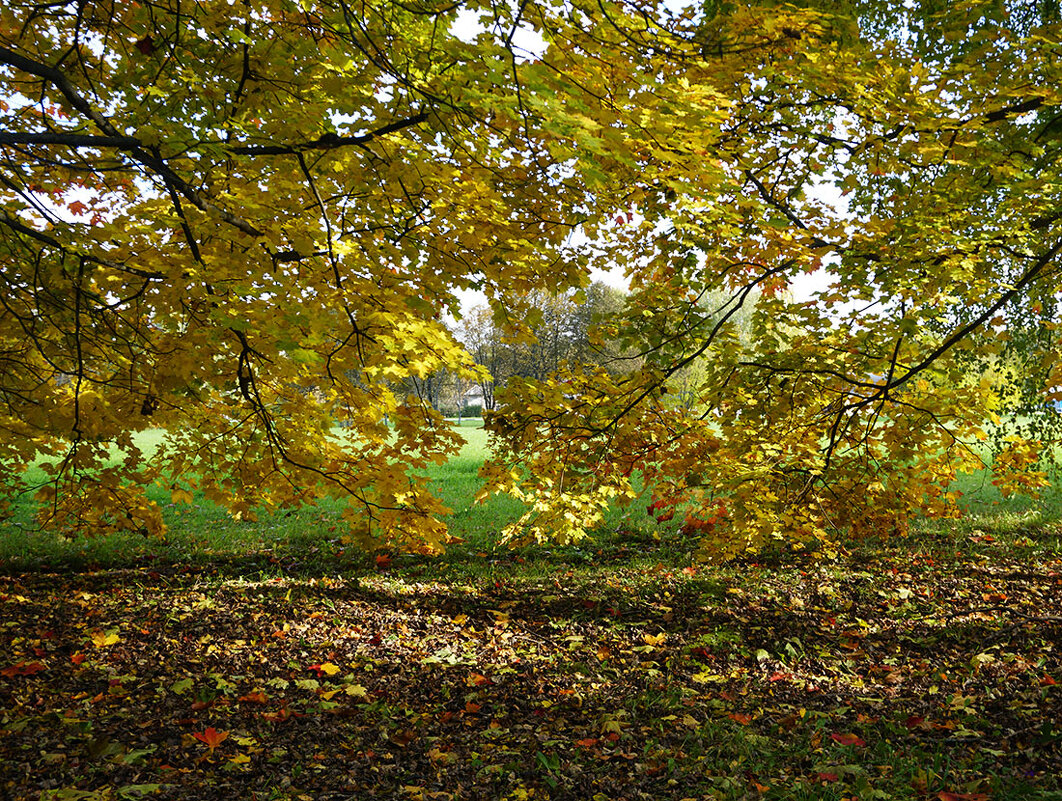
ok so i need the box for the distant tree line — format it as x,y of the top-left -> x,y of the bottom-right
455,283 -> 626,411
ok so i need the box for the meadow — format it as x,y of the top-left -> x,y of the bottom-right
1,421 -> 1060,800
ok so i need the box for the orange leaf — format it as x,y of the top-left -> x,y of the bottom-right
375,554 -> 392,570
1040,675 -> 1057,686
938,792 -> 990,801
192,727 -> 229,749
576,738 -> 599,748
238,692 -> 269,704
729,713 -> 752,725
0,661 -> 45,678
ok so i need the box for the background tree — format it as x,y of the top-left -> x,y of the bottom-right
458,281 -> 628,400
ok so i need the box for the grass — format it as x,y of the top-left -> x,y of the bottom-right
2,418 -> 1059,571
0,419 -> 659,571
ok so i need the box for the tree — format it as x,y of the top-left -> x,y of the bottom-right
457,306 -> 506,412
2,1 -> 1060,559
457,282 -> 627,401
0,0 -> 602,549
478,0 -> 1062,557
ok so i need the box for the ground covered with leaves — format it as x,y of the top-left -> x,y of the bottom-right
1,529 -> 1060,801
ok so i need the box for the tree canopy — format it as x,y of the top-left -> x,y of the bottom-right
1,0 -> 1060,558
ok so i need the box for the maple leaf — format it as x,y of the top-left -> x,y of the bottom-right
192,727 -> 229,749
307,662 -> 340,677
89,630 -> 120,648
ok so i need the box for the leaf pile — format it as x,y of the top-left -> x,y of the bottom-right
1,537 -> 1060,800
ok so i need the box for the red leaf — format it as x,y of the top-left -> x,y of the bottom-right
375,554 -> 392,570
729,713 -> 752,725
690,646 -> 712,661
830,732 -> 866,747
1,661 -> 45,678
67,200 -> 89,216
70,653 -> 86,665
817,772 -> 839,783
576,738 -> 599,748
1040,675 -> 1057,686
768,671 -> 792,682
904,715 -> 925,730
192,727 -> 228,749
135,35 -> 155,55
262,707 -> 293,722
938,793 -> 990,801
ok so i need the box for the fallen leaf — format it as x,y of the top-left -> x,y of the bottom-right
0,661 -> 45,678
90,630 -> 121,648
830,732 -> 866,747
192,727 -> 229,749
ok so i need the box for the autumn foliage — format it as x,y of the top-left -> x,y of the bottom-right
1,1 -> 1060,557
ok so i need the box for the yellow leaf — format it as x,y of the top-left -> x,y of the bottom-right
318,662 -> 340,676
90,630 -> 120,648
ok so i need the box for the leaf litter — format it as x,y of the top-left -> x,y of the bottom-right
0,536 -> 1059,800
